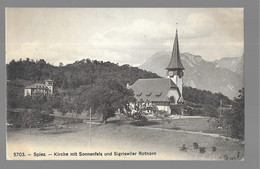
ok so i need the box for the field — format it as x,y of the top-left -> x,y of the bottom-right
7,116 -> 244,160
144,116 -> 228,136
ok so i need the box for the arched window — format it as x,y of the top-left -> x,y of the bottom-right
169,96 -> 175,103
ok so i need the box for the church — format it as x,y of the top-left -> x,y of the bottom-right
128,30 -> 185,115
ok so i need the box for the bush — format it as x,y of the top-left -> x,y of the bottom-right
188,108 -> 205,116
7,109 -> 54,128
193,142 -> 199,149
179,144 -> 188,152
134,114 -> 148,126
212,146 -> 217,152
170,106 -> 182,115
20,109 -> 44,128
199,147 -> 206,154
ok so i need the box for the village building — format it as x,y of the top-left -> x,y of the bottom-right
129,30 -> 185,115
24,79 -> 53,96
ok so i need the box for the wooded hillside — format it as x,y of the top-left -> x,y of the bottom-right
7,58 -> 232,111
7,58 -> 159,88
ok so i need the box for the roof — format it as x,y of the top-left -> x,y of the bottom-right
129,78 -> 178,102
44,79 -> 53,82
25,83 -> 49,89
166,30 -> 185,71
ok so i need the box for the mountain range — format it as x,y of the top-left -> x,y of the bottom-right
139,52 -> 244,99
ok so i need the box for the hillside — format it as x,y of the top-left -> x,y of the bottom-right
7,58 -> 232,113
7,59 -> 159,89
139,52 -> 244,98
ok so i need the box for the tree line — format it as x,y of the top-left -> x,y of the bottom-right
7,58 -> 159,89
7,58 -> 232,108
6,58 -> 244,139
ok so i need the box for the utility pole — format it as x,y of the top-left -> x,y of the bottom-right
89,107 -> 92,149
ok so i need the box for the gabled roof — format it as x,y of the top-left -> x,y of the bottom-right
44,79 -> 53,82
25,83 -> 49,89
129,78 -> 178,102
166,30 -> 185,71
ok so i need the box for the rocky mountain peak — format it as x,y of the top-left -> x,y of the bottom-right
139,52 -> 243,98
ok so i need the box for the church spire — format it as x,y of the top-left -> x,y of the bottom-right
166,29 -> 185,71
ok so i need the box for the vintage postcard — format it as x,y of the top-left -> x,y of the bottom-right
6,8 -> 244,160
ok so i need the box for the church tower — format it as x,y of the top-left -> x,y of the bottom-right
166,29 -> 185,103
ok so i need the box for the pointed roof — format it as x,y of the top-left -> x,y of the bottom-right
166,30 -> 185,71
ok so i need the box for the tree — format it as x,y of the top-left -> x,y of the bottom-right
220,88 -> 244,139
20,109 -> 43,133
229,88 -> 244,139
76,79 -> 136,124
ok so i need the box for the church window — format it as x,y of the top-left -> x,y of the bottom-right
169,96 -> 175,103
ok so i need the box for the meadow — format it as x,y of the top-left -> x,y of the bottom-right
7,116 -> 244,160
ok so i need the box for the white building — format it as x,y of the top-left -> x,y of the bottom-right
24,79 -> 54,96
129,30 -> 185,115
44,79 -> 54,94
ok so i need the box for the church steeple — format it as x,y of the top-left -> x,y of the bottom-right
166,29 -> 185,103
166,29 -> 185,71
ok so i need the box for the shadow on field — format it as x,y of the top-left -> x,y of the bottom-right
41,130 -> 76,135
130,121 -> 161,126
106,120 -> 121,124
103,119 -> 161,126
38,125 -> 80,135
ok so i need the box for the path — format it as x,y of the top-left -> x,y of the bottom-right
135,125 -> 244,143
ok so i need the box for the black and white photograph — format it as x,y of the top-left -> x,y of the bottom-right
6,8 -> 245,160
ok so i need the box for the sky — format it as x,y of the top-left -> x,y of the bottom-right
6,8 -> 244,66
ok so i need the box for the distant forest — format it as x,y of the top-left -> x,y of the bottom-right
7,58 -> 232,110
7,58 -> 159,88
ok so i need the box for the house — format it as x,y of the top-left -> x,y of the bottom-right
24,79 -> 53,96
128,30 -> 185,115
